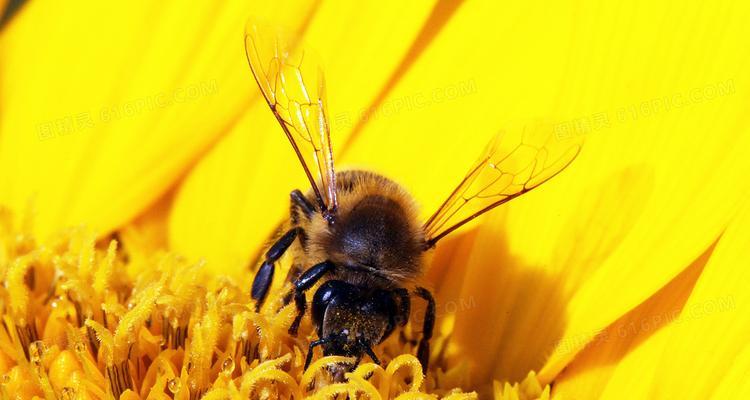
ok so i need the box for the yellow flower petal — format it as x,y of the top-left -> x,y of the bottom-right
537,4 -> 750,379
537,116 -> 748,382
118,189 -> 172,264
711,346 -> 750,399
651,204 -> 750,397
168,1 -> 442,270
551,243 -> 712,398
553,200 -> 750,398
0,0 -> 272,239
320,0 -> 750,386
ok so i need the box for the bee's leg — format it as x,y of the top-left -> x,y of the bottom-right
289,290 -> 307,336
280,264 -> 302,307
304,337 -> 331,370
383,288 -> 410,342
251,227 -> 299,312
288,260 -> 336,335
281,189 -> 315,293
414,287 -> 436,372
394,288 -> 411,327
290,189 -> 315,219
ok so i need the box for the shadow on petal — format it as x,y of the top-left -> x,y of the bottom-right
433,164 -> 655,389
433,224 -> 567,388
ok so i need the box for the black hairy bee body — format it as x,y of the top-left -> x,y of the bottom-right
253,170 -> 432,371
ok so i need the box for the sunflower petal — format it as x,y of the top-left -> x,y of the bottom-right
168,1 -> 442,270
537,120 -> 750,382
552,200 -> 750,398
551,243 -> 712,398
650,203 -> 750,398
319,0 -> 750,385
0,0 -> 275,239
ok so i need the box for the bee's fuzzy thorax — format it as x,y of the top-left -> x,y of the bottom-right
293,170 -> 425,288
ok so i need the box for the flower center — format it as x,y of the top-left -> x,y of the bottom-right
0,209 -> 548,399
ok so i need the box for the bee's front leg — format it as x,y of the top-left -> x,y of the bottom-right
251,227 -> 300,312
288,260 -> 336,335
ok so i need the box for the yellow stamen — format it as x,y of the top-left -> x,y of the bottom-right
0,208 -> 547,399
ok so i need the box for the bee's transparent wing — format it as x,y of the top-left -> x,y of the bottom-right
423,122 -> 582,247
244,20 -> 337,213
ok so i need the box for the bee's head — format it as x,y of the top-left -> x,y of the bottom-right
326,194 -> 424,279
321,328 -> 369,358
310,281 -> 395,368
319,299 -> 389,355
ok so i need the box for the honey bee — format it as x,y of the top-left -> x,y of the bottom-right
244,22 -> 581,373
